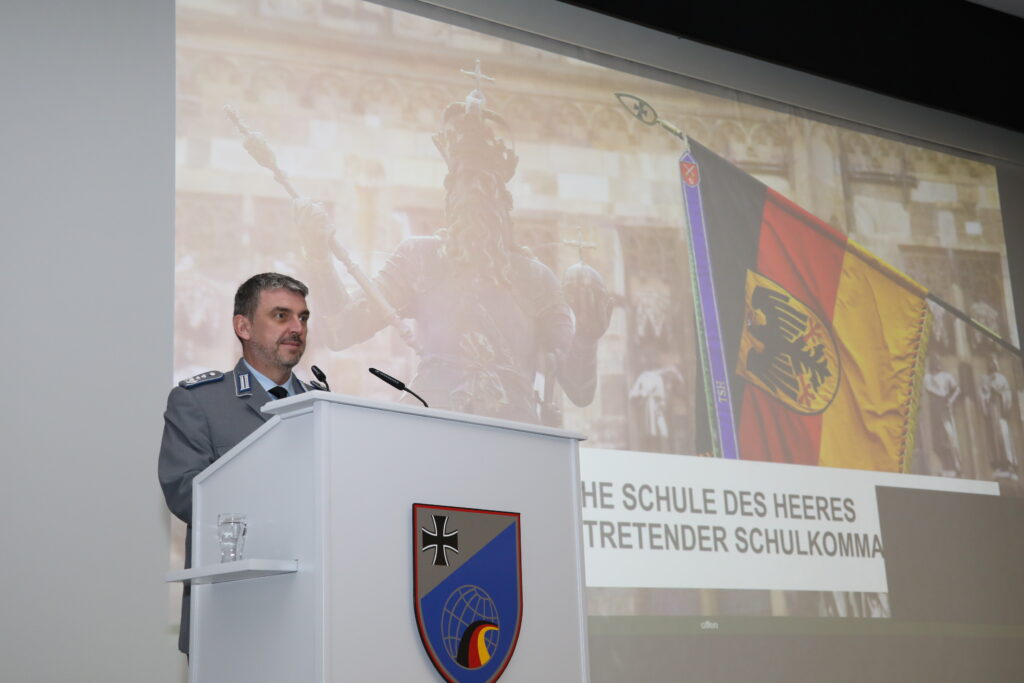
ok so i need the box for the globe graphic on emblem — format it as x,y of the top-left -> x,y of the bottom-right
441,585 -> 501,669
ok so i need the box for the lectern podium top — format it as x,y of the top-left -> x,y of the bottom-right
261,390 -> 587,441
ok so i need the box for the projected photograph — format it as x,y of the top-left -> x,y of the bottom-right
173,0 -> 1021,630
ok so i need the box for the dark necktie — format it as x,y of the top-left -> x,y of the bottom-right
268,386 -> 289,400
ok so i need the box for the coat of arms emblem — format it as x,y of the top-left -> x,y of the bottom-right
413,504 -> 522,683
737,269 -> 841,414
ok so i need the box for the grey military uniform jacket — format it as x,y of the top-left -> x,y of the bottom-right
158,358 -> 308,654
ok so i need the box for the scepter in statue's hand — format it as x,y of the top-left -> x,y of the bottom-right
224,105 -> 421,354
224,105 -> 300,198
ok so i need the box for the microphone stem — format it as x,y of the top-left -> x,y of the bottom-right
405,387 -> 429,408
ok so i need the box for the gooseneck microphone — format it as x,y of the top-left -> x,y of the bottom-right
310,365 -> 330,392
369,367 -> 429,408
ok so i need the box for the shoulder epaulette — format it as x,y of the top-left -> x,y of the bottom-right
179,370 -> 225,389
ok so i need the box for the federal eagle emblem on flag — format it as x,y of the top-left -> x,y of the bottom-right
413,504 -> 522,683
737,270 -> 841,414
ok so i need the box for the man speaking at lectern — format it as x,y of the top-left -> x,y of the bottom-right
158,272 -> 312,655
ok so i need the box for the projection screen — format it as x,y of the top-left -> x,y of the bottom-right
173,0 -> 1024,679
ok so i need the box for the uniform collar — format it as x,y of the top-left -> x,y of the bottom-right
233,358 -> 306,399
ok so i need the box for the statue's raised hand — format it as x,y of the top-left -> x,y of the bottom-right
563,262 -> 612,344
293,197 -> 331,258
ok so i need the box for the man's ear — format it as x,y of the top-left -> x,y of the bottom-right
233,314 -> 252,341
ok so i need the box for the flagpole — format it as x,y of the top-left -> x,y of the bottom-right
616,93 -> 741,459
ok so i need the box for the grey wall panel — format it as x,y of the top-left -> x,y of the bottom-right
0,1 -> 182,680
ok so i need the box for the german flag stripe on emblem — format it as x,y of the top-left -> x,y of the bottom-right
683,139 -> 930,473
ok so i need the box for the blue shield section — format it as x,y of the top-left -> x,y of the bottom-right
413,505 -> 522,683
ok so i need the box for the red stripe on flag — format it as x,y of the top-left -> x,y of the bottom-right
757,190 -> 847,317
738,189 -> 848,464
738,389 -> 821,465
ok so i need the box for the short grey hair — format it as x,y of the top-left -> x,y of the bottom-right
233,272 -> 309,319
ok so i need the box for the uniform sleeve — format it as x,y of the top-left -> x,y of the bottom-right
158,386 -> 216,525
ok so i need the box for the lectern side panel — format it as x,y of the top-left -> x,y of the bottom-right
321,403 -> 587,682
190,413 -> 322,682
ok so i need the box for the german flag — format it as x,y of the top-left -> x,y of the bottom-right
683,139 -> 929,472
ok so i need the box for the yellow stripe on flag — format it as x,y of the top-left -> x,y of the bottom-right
819,240 -> 930,472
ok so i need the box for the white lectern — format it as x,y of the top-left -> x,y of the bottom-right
167,392 -> 590,682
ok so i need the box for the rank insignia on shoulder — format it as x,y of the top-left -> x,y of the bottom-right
179,370 -> 224,388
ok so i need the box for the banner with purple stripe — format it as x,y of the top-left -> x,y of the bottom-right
679,150 -> 739,460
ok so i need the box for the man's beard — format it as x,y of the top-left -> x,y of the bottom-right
252,335 -> 304,371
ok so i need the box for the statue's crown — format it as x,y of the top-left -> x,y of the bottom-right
432,95 -> 518,183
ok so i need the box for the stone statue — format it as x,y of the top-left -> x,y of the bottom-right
297,64 -> 612,425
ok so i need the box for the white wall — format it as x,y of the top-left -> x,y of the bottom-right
0,0 -> 1021,681
0,1 -> 182,681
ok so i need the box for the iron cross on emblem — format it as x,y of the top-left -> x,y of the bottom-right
412,504 -> 523,683
421,514 -> 460,566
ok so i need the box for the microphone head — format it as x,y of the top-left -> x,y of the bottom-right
309,365 -> 330,391
311,365 -> 327,383
369,367 -> 406,391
